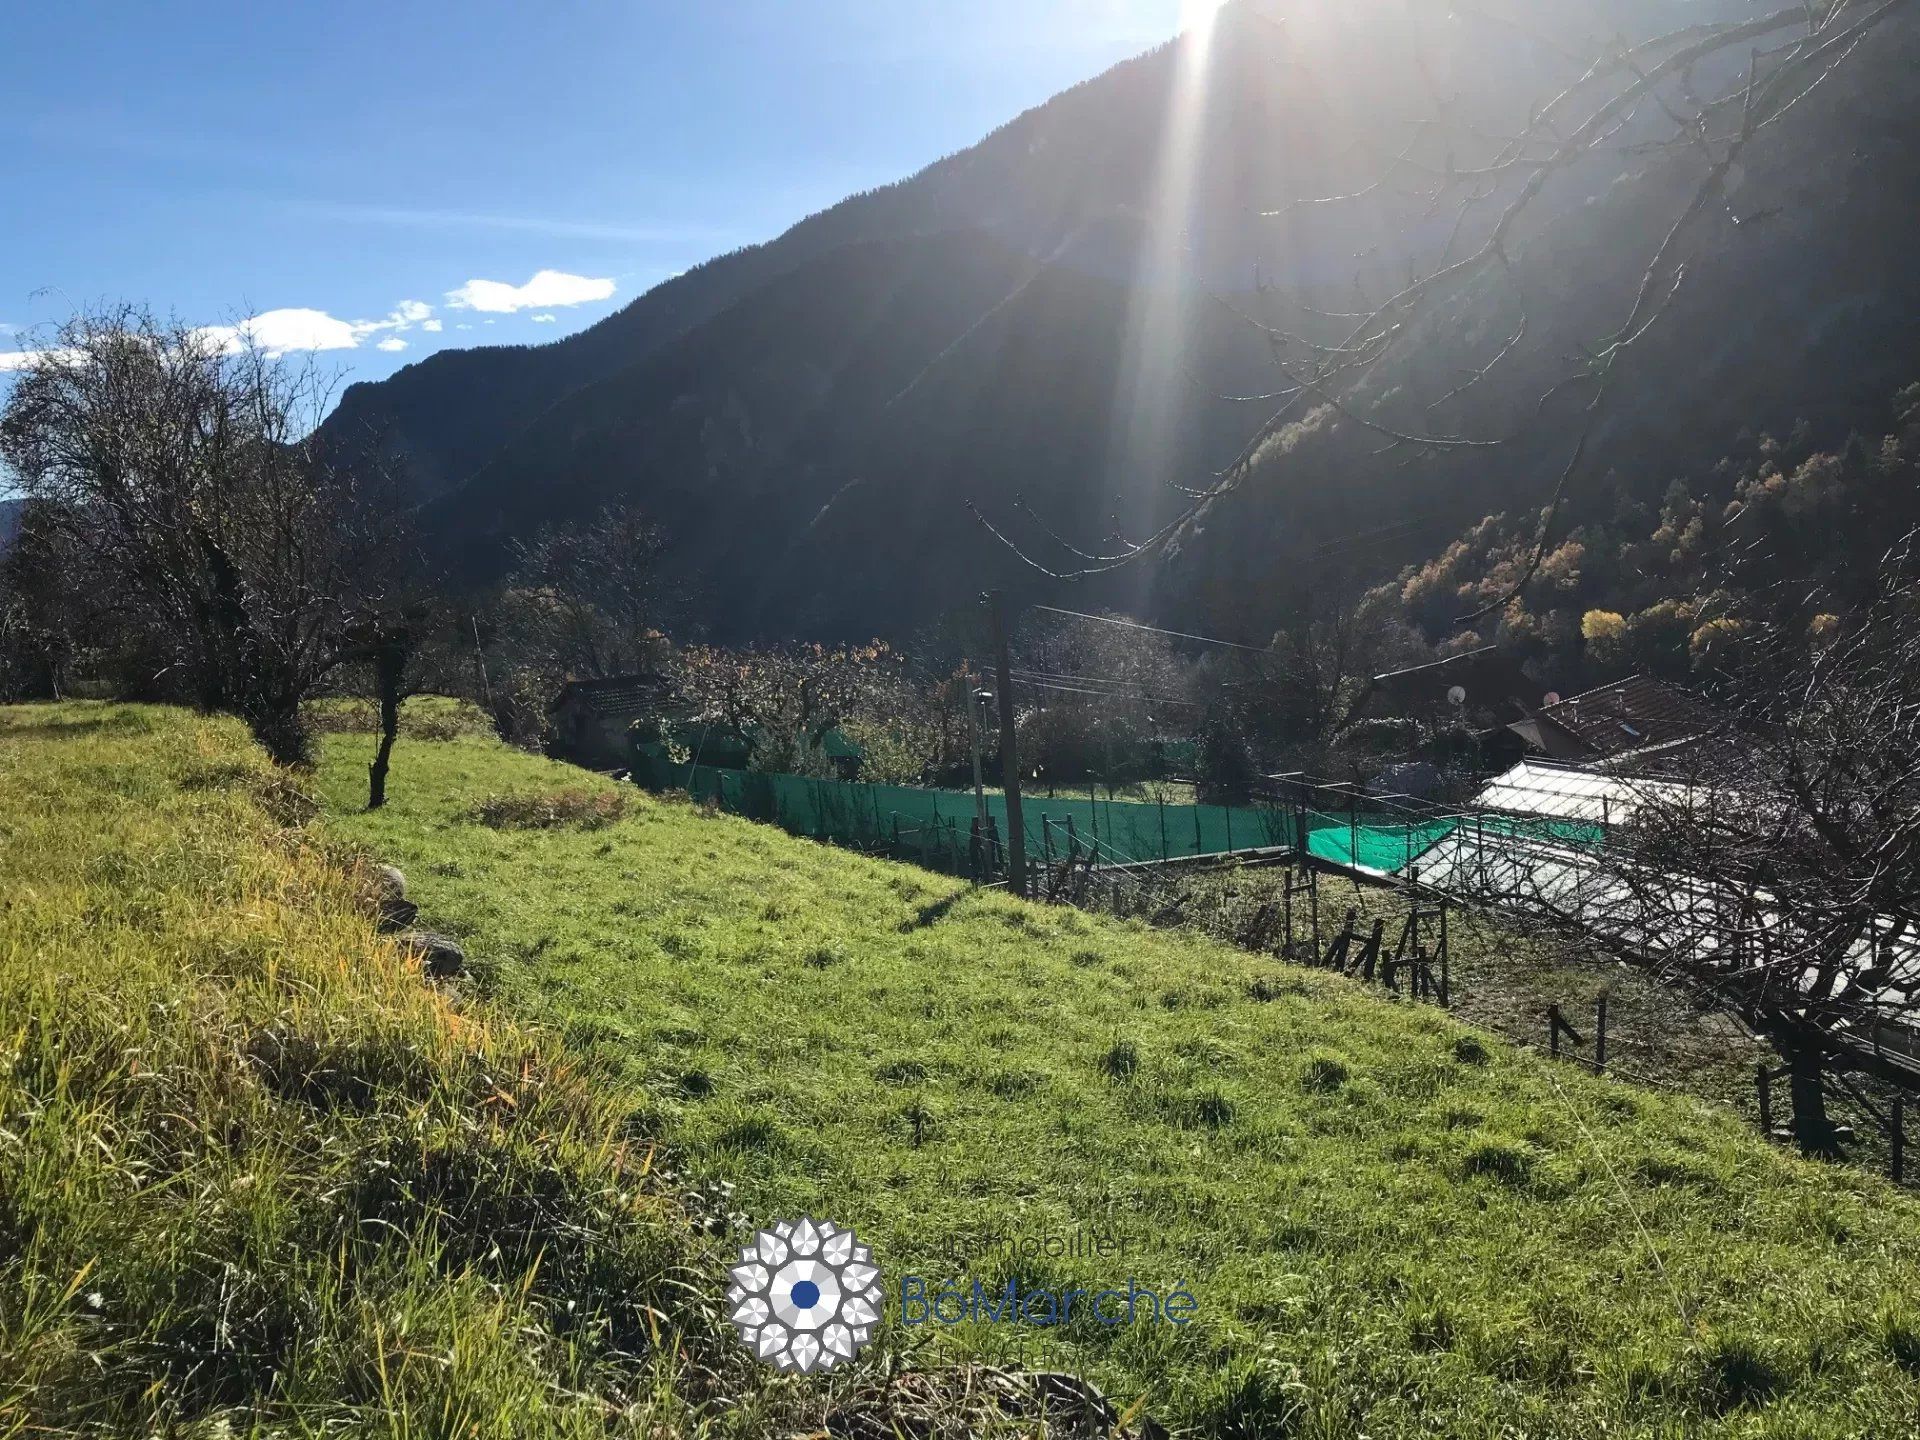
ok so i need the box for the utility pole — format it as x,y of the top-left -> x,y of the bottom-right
965,669 -> 989,825
988,591 -> 1027,897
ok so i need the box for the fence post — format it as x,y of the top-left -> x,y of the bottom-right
1594,995 -> 1608,1073
1894,1096 -> 1906,1185
1407,905 -> 1421,998
1159,795 -> 1169,861
1310,866 -> 1321,954
1755,1063 -> 1773,1138
1549,1004 -> 1562,1059
1349,785 -> 1358,869
1437,899 -> 1450,1008
1042,814 -> 1054,863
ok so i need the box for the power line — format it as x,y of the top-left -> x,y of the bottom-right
1010,666 -> 1196,701
1029,604 -> 1273,655
1009,675 -> 1200,708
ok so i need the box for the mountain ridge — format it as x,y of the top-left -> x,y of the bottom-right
323,1 -> 1920,644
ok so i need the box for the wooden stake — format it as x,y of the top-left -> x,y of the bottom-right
988,590 -> 1027,896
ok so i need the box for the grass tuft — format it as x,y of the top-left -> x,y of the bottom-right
1299,1051 -> 1351,1092
470,787 -> 628,830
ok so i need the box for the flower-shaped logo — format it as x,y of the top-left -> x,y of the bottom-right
728,1217 -> 881,1373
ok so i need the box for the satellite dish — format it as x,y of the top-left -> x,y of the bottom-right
1543,691 -> 1562,706
1446,685 -> 1467,706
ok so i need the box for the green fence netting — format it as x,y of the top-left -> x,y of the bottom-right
631,747 -> 1608,881
633,749 -> 1300,876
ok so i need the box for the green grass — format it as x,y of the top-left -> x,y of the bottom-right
0,703 -> 725,1437
314,707 -> 1920,1437
1156,866 -> 1777,1111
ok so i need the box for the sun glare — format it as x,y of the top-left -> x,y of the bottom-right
1179,0 -> 1225,36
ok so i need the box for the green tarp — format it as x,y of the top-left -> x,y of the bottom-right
630,749 -> 1605,880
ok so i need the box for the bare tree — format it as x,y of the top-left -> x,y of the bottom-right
504,505 -> 669,682
0,306 -> 411,764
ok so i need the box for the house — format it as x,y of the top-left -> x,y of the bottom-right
547,674 -> 675,769
1507,674 -> 1719,764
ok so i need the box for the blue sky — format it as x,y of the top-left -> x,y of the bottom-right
1,1 -> 1187,389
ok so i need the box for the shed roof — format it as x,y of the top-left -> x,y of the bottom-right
1527,675 -> 1718,759
548,674 -> 673,717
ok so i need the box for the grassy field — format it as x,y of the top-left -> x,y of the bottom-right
0,704 -> 729,1437
309,703 -> 1920,1437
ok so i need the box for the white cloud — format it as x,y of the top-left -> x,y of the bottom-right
193,297 -> 438,358
529,312 -> 557,324
199,307 -> 363,356
0,297 -> 446,374
0,347 -> 84,371
455,323 -> 472,331
446,269 -> 615,314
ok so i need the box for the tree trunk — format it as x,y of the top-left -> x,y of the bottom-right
367,644 -> 404,810
1787,1044 -> 1842,1158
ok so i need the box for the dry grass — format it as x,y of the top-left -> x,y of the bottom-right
469,787 -> 629,830
0,703 -> 715,1436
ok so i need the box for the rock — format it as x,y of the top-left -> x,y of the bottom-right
378,897 -> 420,933
399,930 -> 465,978
370,863 -> 417,932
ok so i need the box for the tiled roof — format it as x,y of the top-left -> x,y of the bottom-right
1534,675 -> 1718,758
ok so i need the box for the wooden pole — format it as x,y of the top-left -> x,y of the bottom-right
1310,866 -> 1321,953
988,590 -> 1028,897
1594,995 -> 1608,1073
1755,1063 -> 1773,1138
966,669 -> 989,825
1894,1096 -> 1906,1185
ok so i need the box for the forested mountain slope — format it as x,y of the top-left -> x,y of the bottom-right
321,1 -> 1920,643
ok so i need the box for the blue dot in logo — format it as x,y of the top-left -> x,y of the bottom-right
790,1280 -> 821,1309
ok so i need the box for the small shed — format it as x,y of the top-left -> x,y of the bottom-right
548,674 -> 674,769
